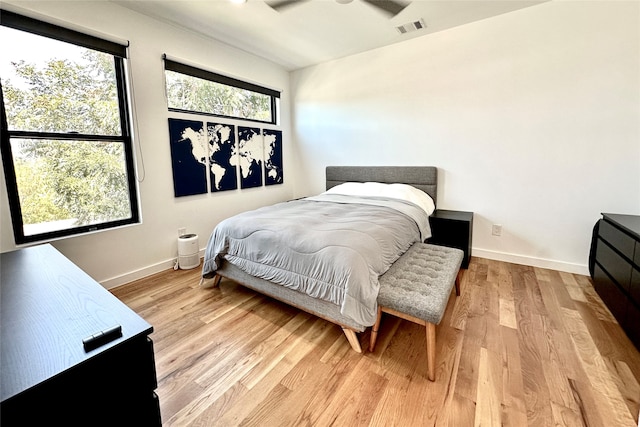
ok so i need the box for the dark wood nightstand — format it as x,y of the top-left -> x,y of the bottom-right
427,209 -> 474,268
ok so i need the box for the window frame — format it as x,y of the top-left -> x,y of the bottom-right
164,57 -> 280,125
0,10 -> 140,245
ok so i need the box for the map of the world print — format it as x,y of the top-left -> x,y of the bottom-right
263,129 -> 283,186
168,118 -> 207,197
237,126 -> 263,189
168,119 -> 282,196
207,122 -> 238,192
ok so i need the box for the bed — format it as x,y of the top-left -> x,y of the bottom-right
201,166 -> 438,352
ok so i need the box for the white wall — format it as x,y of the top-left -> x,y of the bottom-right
0,1 -> 293,287
290,1 -> 640,274
2,1 -> 638,285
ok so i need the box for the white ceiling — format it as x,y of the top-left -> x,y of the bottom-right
114,0 -> 546,71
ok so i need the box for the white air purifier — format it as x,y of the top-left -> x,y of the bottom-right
177,233 -> 199,270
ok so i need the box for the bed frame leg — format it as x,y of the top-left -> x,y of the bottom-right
454,270 -> 461,296
342,328 -> 362,353
369,306 -> 383,352
212,274 -> 222,288
200,274 -> 222,289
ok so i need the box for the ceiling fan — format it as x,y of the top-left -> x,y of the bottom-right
266,0 -> 410,17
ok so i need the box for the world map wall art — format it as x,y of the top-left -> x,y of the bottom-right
237,126 -> 263,189
168,118 -> 283,197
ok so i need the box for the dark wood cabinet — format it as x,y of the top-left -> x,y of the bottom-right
1,244 -> 161,426
592,213 -> 640,350
428,209 -> 473,268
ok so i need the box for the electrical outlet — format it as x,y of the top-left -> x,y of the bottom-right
178,227 -> 186,237
492,224 -> 502,236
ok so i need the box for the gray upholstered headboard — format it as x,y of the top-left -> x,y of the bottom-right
325,166 -> 438,206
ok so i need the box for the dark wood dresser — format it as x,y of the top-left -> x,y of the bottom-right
1,244 -> 161,426
592,213 -> 640,349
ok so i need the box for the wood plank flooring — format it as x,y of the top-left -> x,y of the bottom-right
111,257 -> 640,426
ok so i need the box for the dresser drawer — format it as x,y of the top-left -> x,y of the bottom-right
599,219 -> 636,261
596,238 -> 632,290
593,264 -> 628,324
631,268 -> 640,307
635,241 -> 640,267
624,301 -> 640,349
127,392 -> 162,426
122,336 -> 158,392
1,334 -> 159,425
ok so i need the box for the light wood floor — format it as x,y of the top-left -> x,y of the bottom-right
112,257 -> 640,427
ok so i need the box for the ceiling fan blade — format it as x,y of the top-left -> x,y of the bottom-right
361,0 -> 409,17
266,0 -> 308,12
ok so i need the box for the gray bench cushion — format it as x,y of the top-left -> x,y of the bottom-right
378,243 -> 464,325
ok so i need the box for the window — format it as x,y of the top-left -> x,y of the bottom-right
164,57 -> 280,124
1,11 -> 140,244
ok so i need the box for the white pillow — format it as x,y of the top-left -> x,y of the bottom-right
325,182 -> 435,215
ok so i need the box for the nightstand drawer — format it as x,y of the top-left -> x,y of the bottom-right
428,210 -> 473,269
600,219 -> 635,261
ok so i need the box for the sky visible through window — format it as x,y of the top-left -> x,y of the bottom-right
0,26 -> 86,89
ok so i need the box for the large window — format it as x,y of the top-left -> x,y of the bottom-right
164,57 -> 279,124
1,11 -> 140,244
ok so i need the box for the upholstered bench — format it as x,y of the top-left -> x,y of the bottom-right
369,243 -> 464,381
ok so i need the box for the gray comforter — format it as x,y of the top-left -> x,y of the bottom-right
202,194 -> 431,326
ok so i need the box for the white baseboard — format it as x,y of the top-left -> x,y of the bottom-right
472,248 -> 590,276
102,249 -> 205,290
103,247 -> 590,290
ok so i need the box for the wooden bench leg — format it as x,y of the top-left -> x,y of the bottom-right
342,328 -> 362,353
369,306 -> 383,352
426,322 -> 436,381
